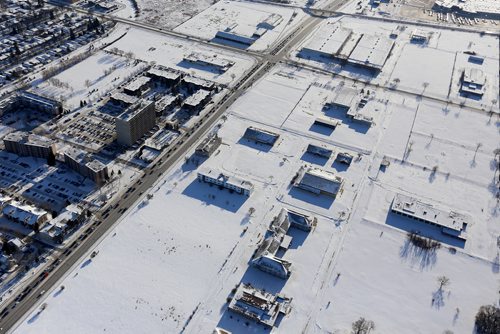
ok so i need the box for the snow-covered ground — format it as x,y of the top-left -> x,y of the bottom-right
107,27 -> 257,86
134,0 -> 215,29
290,16 -> 500,112
30,51 -> 144,110
174,0 -> 306,51
12,20 -> 500,334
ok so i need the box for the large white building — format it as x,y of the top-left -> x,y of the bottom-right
3,131 -> 56,160
197,168 -> 253,196
391,193 -> 470,240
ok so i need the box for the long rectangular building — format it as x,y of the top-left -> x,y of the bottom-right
18,91 -> 63,115
347,34 -> 395,71
3,131 -> 56,159
197,168 -> 253,196
391,193 -> 469,240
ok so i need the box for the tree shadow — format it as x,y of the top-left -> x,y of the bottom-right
431,287 -> 445,309
27,311 -> 41,324
399,238 -> 438,270
80,258 -> 92,268
492,252 -> 500,274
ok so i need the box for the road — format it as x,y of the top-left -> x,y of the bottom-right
0,0 -> 348,332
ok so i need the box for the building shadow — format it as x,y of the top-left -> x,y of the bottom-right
177,60 -> 222,75
386,212 -> 466,249
300,152 -> 328,166
182,179 -> 248,213
286,228 -> 308,250
308,123 -> 334,136
216,311 -> 272,334
288,187 -> 334,209
332,161 -> 349,172
211,38 -> 251,50
322,105 -> 370,134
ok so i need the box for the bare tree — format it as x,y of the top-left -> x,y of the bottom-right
437,275 -> 450,290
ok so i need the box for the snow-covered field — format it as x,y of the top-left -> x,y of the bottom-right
290,16 -> 500,112
30,51 -> 144,110
174,0 -> 305,51
107,27 -> 257,86
12,19 -> 500,334
135,0 -> 215,29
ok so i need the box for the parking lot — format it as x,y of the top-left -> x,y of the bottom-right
0,152 -> 95,212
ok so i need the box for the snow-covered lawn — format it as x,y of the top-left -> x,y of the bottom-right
30,51 -> 143,110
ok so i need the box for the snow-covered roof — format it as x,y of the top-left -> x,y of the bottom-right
391,193 -> 470,238
228,283 -> 291,327
302,24 -> 352,57
123,76 -> 151,92
2,201 -> 48,226
183,89 -> 211,107
147,66 -> 182,81
296,167 -> 344,196
110,92 -> 139,105
434,0 -> 500,15
243,126 -> 280,146
348,34 -> 394,70
306,144 -> 333,158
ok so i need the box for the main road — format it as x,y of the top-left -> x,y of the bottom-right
0,0 -> 348,332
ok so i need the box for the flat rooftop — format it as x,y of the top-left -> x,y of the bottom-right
110,92 -> 139,105
297,167 -> 343,196
198,167 -> 254,192
435,0 -> 500,15
183,89 -> 211,107
147,66 -> 182,81
123,76 -> 151,92
348,34 -> 394,70
64,147 -> 87,164
391,193 -> 470,234
4,131 -> 54,147
117,101 -> 154,122
303,24 -> 352,56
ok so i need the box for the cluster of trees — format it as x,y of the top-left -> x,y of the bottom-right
106,47 -> 135,60
352,317 -> 375,334
475,305 -> 500,334
48,77 -> 71,90
407,232 -> 441,250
